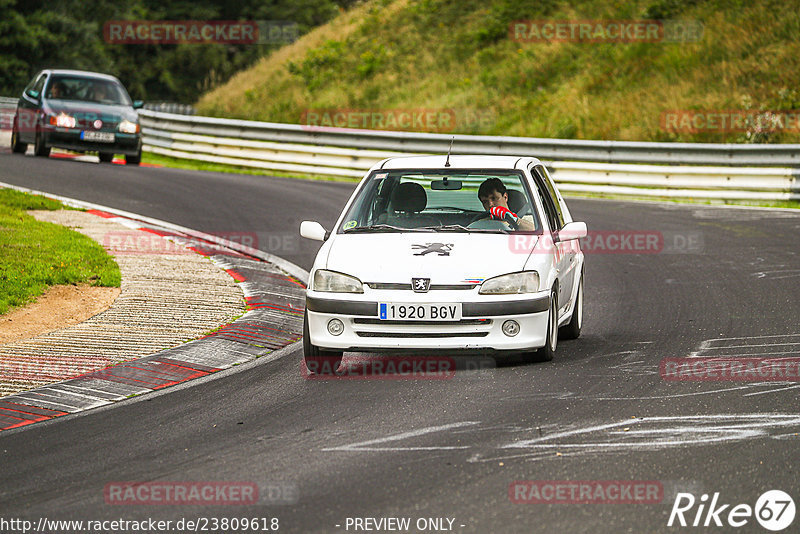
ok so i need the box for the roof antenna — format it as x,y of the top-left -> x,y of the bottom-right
444,136 -> 454,167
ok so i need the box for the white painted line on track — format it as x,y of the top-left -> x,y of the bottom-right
322,421 -> 480,452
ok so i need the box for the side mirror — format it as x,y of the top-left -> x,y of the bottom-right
559,221 -> 588,241
300,221 -> 328,241
132,100 -> 144,109
25,89 -> 40,100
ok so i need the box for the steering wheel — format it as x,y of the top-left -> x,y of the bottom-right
467,211 -> 519,230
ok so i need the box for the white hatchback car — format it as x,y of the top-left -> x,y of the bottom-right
300,155 -> 587,373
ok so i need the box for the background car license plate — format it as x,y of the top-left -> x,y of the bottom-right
379,303 -> 462,321
81,131 -> 115,143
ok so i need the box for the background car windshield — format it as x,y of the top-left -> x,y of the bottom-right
338,170 -> 540,233
46,76 -> 131,105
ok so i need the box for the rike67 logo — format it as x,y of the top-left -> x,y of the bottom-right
668,490 -> 795,531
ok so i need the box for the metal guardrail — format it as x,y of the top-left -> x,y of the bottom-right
1,99 -> 797,201
0,97 -> 17,130
139,110 -> 800,201
139,110 -> 800,167
142,102 -> 195,115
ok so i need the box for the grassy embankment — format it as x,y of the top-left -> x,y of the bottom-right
155,0 -> 800,208
198,0 -> 800,144
0,188 -> 121,315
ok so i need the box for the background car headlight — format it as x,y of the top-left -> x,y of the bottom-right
313,269 -> 364,293
50,113 -> 76,128
118,120 -> 139,134
479,271 -> 539,294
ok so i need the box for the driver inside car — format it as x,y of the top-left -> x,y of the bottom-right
478,177 -> 536,231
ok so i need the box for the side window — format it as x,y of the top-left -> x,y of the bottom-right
531,166 -> 562,233
539,165 -> 570,222
32,74 -> 47,95
536,165 -> 565,228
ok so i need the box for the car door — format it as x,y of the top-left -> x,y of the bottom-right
531,164 -> 576,318
17,72 -> 48,144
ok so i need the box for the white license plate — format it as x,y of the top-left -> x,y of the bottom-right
378,303 -> 462,321
81,131 -> 115,143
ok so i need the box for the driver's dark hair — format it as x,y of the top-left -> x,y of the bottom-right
478,177 -> 507,199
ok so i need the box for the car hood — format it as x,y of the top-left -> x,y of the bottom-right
324,233 -> 537,284
45,100 -> 137,123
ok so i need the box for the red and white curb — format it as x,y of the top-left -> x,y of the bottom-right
0,182 -> 307,432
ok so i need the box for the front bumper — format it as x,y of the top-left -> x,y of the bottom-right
43,127 -> 141,155
305,292 -> 550,352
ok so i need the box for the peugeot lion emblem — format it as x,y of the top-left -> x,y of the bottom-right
412,243 -> 453,256
412,278 -> 431,293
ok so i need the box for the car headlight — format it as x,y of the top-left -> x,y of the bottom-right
118,120 -> 139,134
50,113 -> 76,128
313,269 -> 364,293
479,271 -> 540,295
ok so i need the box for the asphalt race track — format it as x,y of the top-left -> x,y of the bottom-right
1,152 -> 799,533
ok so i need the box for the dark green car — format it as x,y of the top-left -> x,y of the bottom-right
11,69 -> 143,165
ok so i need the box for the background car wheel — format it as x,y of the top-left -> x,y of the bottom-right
559,274 -> 583,340
303,310 -> 343,375
523,289 -> 557,363
33,129 -> 50,157
11,120 -> 27,154
98,152 -> 114,163
125,148 -> 141,165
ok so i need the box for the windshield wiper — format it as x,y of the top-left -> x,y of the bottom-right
419,224 -> 471,232
343,224 -> 434,233
419,224 -> 511,234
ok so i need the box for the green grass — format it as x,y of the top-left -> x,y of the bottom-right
0,188 -> 121,315
197,0 -> 800,144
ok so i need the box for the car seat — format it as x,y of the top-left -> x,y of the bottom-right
387,182 -> 440,228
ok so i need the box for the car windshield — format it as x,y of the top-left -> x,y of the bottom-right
338,169 -> 541,234
46,76 -> 131,106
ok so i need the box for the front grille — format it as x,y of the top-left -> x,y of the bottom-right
353,318 -> 491,326
355,331 -> 489,338
365,282 -> 476,291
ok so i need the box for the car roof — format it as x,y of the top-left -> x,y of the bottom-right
41,69 -> 121,82
376,155 -> 542,171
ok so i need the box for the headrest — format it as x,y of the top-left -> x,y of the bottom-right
507,189 -> 527,213
392,182 -> 427,213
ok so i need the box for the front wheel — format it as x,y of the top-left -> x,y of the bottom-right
303,310 -> 343,375
125,148 -> 141,165
33,129 -> 50,157
11,119 -> 27,153
98,152 -> 114,163
523,290 -> 557,363
559,274 -> 583,340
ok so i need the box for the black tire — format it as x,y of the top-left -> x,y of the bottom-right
98,152 -> 114,163
33,129 -> 50,157
11,119 -> 27,153
303,310 -> 343,375
523,289 -> 557,363
125,148 -> 141,165
559,274 -> 583,340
